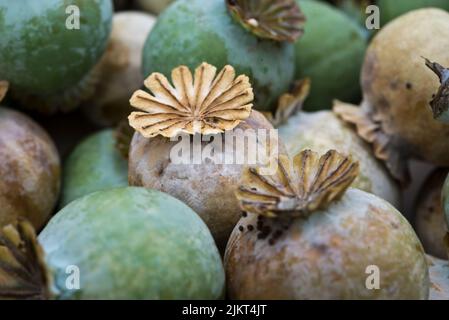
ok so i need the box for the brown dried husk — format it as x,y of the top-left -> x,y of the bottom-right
0,220 -> 51,300
226,0 -> 305,42
128,62 -> 254,138
263,78 -> 311,127
424,58 -> 449,121
236,149 -> 359,218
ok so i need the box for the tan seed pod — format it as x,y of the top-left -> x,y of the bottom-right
83,12 -> 157,126
128,63 -> 284,250
334,9 -> 449,185
226,150 -> 429,299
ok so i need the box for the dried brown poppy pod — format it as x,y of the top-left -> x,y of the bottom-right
427,255 -> 449,300
334,9 -> 449,185
128,62 -> 284,250
225,150 -> 429,299
414,168 -> 448,259
0,85 -> 60,230
84,12 -> 156,127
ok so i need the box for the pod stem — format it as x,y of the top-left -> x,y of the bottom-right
0,219 -> 52,300
333,100 -> 410,186
236,149 -> 359,219
424,58 -> 449,122
226,0 -> 305,42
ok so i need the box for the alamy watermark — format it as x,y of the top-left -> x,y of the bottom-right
168,128 -> 280,176
65,5 -> 80,30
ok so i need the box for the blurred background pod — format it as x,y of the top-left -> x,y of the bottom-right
377,0 -> 449,25
83,11 -> 156,127
0,0 -> 113,113
60,130 -> 128,208
413,168 -> 448,259
293,0 -> 367,110
141,0 -> 305,112
137,0 -> 174,14
0,106 -> 60,230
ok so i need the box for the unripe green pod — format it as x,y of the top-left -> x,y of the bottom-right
293,0 -> 366,110
378,0 -> 449,25
141,0 -> 304,112
60,129 -> 128,208
0,0 -> 113,113
0,188 -> 225,300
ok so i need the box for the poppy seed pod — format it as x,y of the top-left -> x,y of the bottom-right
225,150 -> 429,299
0,0 -> 113,113
334,9 -> 449,184
128,62 -> 285,250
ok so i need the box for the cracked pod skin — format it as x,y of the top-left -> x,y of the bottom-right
0,107 -> 60,229
129,110 -> 282,251
60,130 -> 128,208
279,111 -> 400,208
39,187 -> 225,300
378,0 -> 449,25
294,0 -> 366,110
225,189 -> 429,300
84,12 -> 156,127
361,9 -> 449,166
414,169 -> 447,259
141,0 -> 295,112
0,0 -> 113,113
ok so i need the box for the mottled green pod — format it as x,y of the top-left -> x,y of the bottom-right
378,0 -> 449,25
0,0 -> 113,112
278,111 -> 400,208
141,0 -> 297,111
293,0 -> 366,110
39,187 -> 225,299
60,130 -> 128,207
